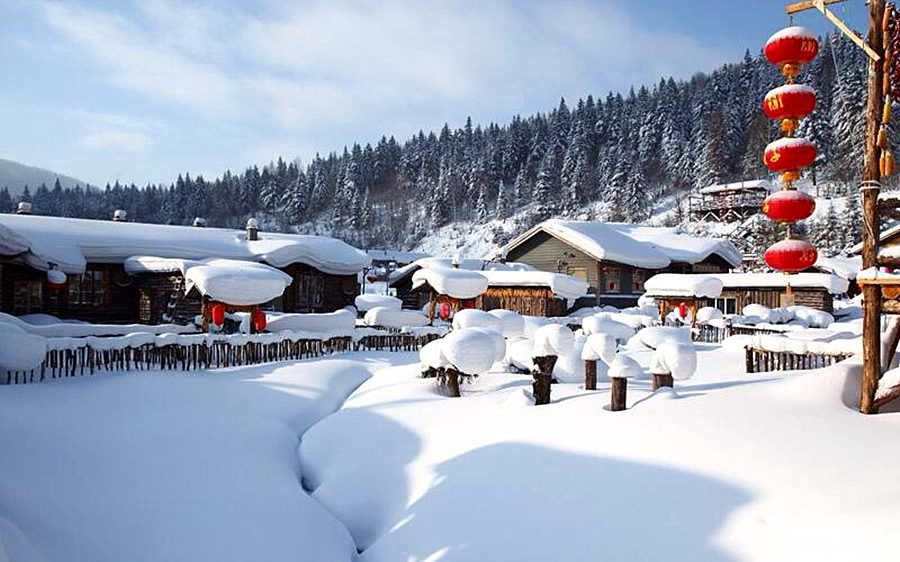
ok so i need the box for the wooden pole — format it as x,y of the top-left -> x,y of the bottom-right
610,377 -> 627,411
861,0 -> 886,414
584,359 -> 597,390
651,373 -> 674,391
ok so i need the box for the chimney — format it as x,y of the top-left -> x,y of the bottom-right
16,202 -> 32,215
246,218 -> 259,241
192,217 -> 207,227
112,209 -> 127,222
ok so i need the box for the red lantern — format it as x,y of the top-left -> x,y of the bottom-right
761,189 -> 816,222
762,84 -> 816,130
210,303 -> 225,326
764,239 -> 818,273
763,137 -> 816,173
764,26 -> 818,74
365,273 -> 377,283
438,302 -> 451,320
677,302 -> 687,318
46,268 -> 67,290
252,309 -> 267,332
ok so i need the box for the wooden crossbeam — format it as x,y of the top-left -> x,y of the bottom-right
786,0 -> 881,61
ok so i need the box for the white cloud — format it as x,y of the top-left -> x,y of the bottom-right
81,130 -> 152,151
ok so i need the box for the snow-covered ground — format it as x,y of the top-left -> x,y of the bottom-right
2,343 -> 899,560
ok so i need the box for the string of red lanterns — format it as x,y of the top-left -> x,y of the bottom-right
760,26 -> 820,274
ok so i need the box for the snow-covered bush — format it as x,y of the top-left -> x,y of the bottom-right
440,328 -> 504,376
354,294 -> 402,312
419,339 -> 450,377
581,314 -> 635,342
789,306 -> 834,328
650,341 -> 698,381
487,309 -> 525,337
452,309 -> 504,334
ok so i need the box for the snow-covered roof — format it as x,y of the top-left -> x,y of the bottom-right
813,255 -> 861,280
643,274 -> 724,298
496,220 -> 742,269
125,256 -> 293,305
411,267 -> 489,299
479,270 -> 589,300
0,223 -> 31,256
389,257 -> 533,285
366,249 -> 429,264
848,222 -> 900,255
0,214 -> 370,275
710,273 -> 849,294
698,179 -> 773,195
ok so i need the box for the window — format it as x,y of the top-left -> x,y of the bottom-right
632,269 -> 647,293
705,297 -> 736,315
69,268 -> 106,306
14,280 -> 42,314
601,265 -> 620,293
295,274 -> 325,311
566,266 -> 588,282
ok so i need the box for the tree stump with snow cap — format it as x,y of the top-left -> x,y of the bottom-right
650,341 -> 697,391
530,324 -> 575,405
583,360 -> 597,391
608,354 -> 641,411
437,367 -> 462,397
531,355 -> 558,405
651,373 -> 674,391
581,333 -> 617,391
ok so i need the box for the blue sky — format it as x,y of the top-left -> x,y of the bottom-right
0,0 -> 869,186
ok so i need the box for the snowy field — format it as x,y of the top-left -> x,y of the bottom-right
2,347 -> 899,561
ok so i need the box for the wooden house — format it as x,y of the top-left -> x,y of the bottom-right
689,180 -> 772,223
389,258 -> 588,317
493,220 -> 742,308
0,213 -> 370,324
707,273 -> 847,314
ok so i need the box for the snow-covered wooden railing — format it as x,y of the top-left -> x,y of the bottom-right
3,328 -> 444,385
744,346 -> 855,374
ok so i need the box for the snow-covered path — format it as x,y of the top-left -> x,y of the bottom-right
0,353 -> 405,562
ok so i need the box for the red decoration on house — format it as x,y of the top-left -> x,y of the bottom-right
763,137 -> 816,172
463,300 -> 475,309
45,268 -> 67,290
764,239 -> 818,273
210,303 -> 225,326
761,189 -> 816,222
764,26 -> 819,75
252,308 -> 267,332
762,85 -> 816,131
677,302 -> 687,318
365,273 -> 378,283
438,302 -> 451,320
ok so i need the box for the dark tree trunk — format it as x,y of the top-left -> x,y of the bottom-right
584,359 -> 597,390
651,373 -> 674,391
610,377 -> 627,411
446,370 -> 460,397
532,355 -> 557,405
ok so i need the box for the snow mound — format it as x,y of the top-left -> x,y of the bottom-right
354,294 -> 402,312
266,309 -> 356,332
608,354 -> 642,379
550,332 -> 587,383
582,315 -> 635,342
183,259 -> 293,305
419,339 -> 450,370
364,307 -> 429,329
696,307 -> 724,324
581,333 -> 617,365
532,324 -> 575,357
441,328 -> 503,375
790,306 -> 834,328
487,309 -> 525,337
629,326 -> 692,350
0,323 -> 46,371
650,341 -> 698,380
504,336 -> 535,372
452,309 -> 504,334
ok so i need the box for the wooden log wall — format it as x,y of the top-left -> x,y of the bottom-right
3,332 -> 440,385
744,346 -> 853,374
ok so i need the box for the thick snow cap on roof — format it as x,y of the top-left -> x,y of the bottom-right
643,274 -> 724,298
0,214 -> 370,275
699,179 -> 773,195
710,273 -> 849,294
411,267 -> 489,299
814,255 -> 861,280
0,223 -> 31,256
478,270 -> 588,300
498,220 -> 741,269
126,256 -> 292,305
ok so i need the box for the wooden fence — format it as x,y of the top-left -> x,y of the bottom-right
4,331 -> 441,385
744,346 -> 853,374
693,323 -> 791,344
